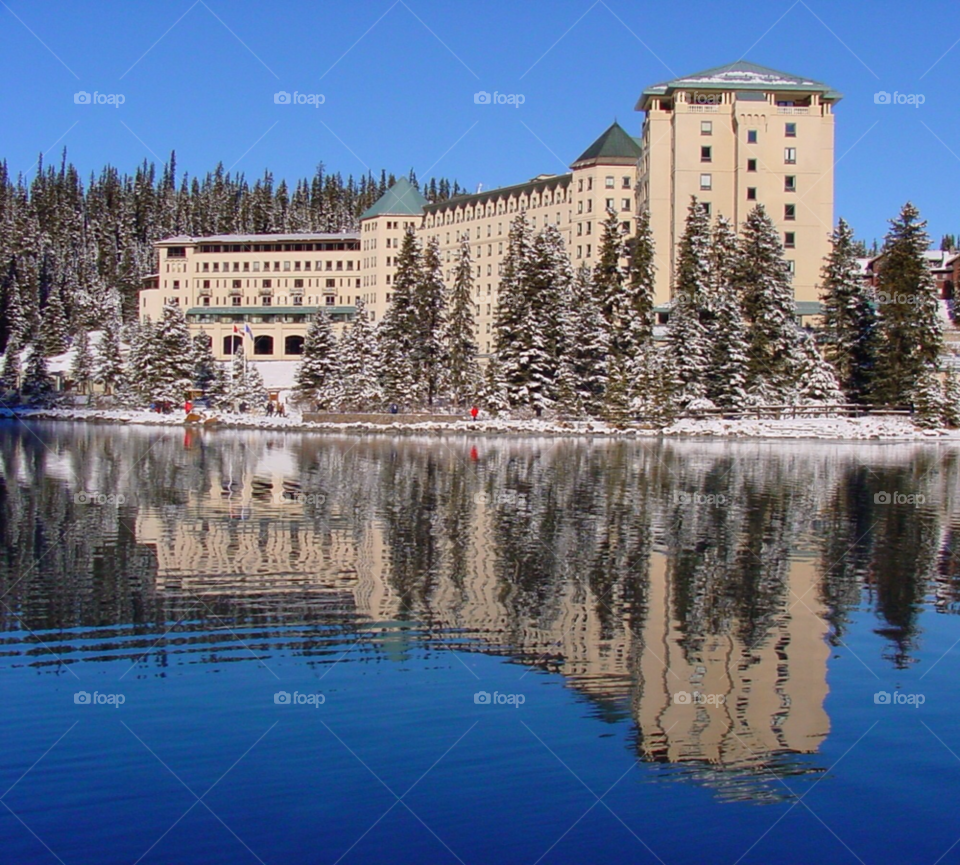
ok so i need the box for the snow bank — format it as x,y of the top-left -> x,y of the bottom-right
2,406 -> 957,441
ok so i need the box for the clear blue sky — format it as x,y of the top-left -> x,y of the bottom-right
0,0 -> 956,246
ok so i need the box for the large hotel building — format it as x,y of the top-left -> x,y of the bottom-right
140,61 -> 840,361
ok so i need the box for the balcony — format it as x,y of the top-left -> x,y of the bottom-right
259,286 -> 274,296
198,287 -> 212,297
777,106 -> 810,115
686,104 -> 719,113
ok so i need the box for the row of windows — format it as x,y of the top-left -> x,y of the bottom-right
700,121 -> 798,138
171,278 -> 356,291
197,260 -> 357,273
363,220 -> 415,231
699,174 -> 798,193
694,199 -> 798,222
425,183 -> 573,227
700,146 -> 797,164
188,242 -> 358,254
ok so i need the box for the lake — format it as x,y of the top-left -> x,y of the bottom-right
1,422 -> 959,864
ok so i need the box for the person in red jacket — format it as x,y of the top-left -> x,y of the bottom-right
470,406 -> 479,420
184,400 -> 193,415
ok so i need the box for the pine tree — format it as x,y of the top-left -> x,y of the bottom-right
412,237 -> 446,406
190,332 -> 225,403
736,204 -> 804,401
667,198 -> 712,405
378,229 -> 420,407
338,298 -> 381,410
38,285 -> 68,356
595,208 -> 627,353
909,363 -> 946,428
295,311 -> 339,407
21,344 -> 54,402
139,302 -> 193,404
95,303 -> 125,394
527,224 -> 573,408
942,369 -> 960,428
819,218 -> 879,401
566,262 -> 608,416
1,338 -> 22,393
622,207 -> 657,355
794,330 -> 844,403
445,238 -> 480,406
873,203 -> 944,407
706,216 -> 748,408
70,328 -> 95,394
227,346 -> 267,410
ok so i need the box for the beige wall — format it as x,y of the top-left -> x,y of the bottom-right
639,89 -> 835,305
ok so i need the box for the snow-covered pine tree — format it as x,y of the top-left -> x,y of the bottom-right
70,328 -> 95,394
227,346 -> 267,410
794,329 -> 845,403
942,369 -> 960,428
378,229 -> 421,407
819,218 -> 879,402
38,284 -> 68,356
1,271 -> 26,356
909,362 -> 946,428
295,310 -> 339,408
21,344 -> 54,402
95,303 -> 126,394
873,202 -> 944,408
492,213 -> 537,410
190,332 -> 224,403
140,302 -> 193,404
666,197 -> 712,405
566,262 -> 608,416
445,237 -> 480,406
630,343 -> 675,426
338,298 -> 381,410
412,237 -> 446,406
735,204 -> 804,401
622,207 -> 657,355
706,216 -> 748,408
0,338 -> 22,393
595,208 -> 627,355
480,355 -> 510,415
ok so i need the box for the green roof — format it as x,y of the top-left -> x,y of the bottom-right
360,177 -> 428,220
572,122 -> 642,165
422,173 -> 571,213
637,61 -> 842,109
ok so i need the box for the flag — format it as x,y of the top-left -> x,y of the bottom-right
244,324 -> 254,340
233,324 -> 240,335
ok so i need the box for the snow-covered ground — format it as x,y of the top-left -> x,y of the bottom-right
2,406 -> 957,441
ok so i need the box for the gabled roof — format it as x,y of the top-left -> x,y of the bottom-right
571,122 -> 643,166
637,60 -> 842,110
360,177 -> 428,220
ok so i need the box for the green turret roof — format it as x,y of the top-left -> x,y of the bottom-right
572,122 -> 643,166
360,177 -> 428,220
637,60 -> 842,109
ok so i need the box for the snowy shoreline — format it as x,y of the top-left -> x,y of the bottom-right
2,406 -> 958,441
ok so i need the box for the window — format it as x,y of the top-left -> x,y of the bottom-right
231,296 -> 241,306
283,261 -> 291,271
578,179 -> 583,192
284,335 -> 304,355
784,147 -> 797,164
605,176 -> 614,188
701,120 -> 712,135
262,296 -> 272,306
293,279 -> 303,288
784,204 -> 796,220
785,122 -> 797,137
747,159 -> 757,172
605,198 -> 614,211
223,335 -> 242,355
747,129 -> 758,144
577,223 -> 582,236
784,232 -> 796,248
202,280 -> 211,289
254,335 -> 274,355
700,173 -> 712,191
701,145 -> 712,162
586,222 -> 592,235
622,176 -> 631,189
622,198 -> 631,211
172,280 -> 180,290
202,297 -> 210,307
785,175 -> 796,192
262,279 -> 272,289
326,279 -> 336,288
747,187 -> 757,200
786,260 -> 795,274
701,202 -> 711,216
292,296 -> 303,307
232,279 -> 241,289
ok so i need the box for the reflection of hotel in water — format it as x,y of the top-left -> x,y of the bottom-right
137,454 -> 829,790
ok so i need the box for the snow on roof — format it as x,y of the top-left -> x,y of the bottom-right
156,232 -> 360,245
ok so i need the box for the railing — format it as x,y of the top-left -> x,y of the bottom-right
673,404 -> 912,420
777,106 -> 810,115
686,104 -> 719,112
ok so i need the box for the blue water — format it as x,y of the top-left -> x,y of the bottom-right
2,423 -> 959,864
